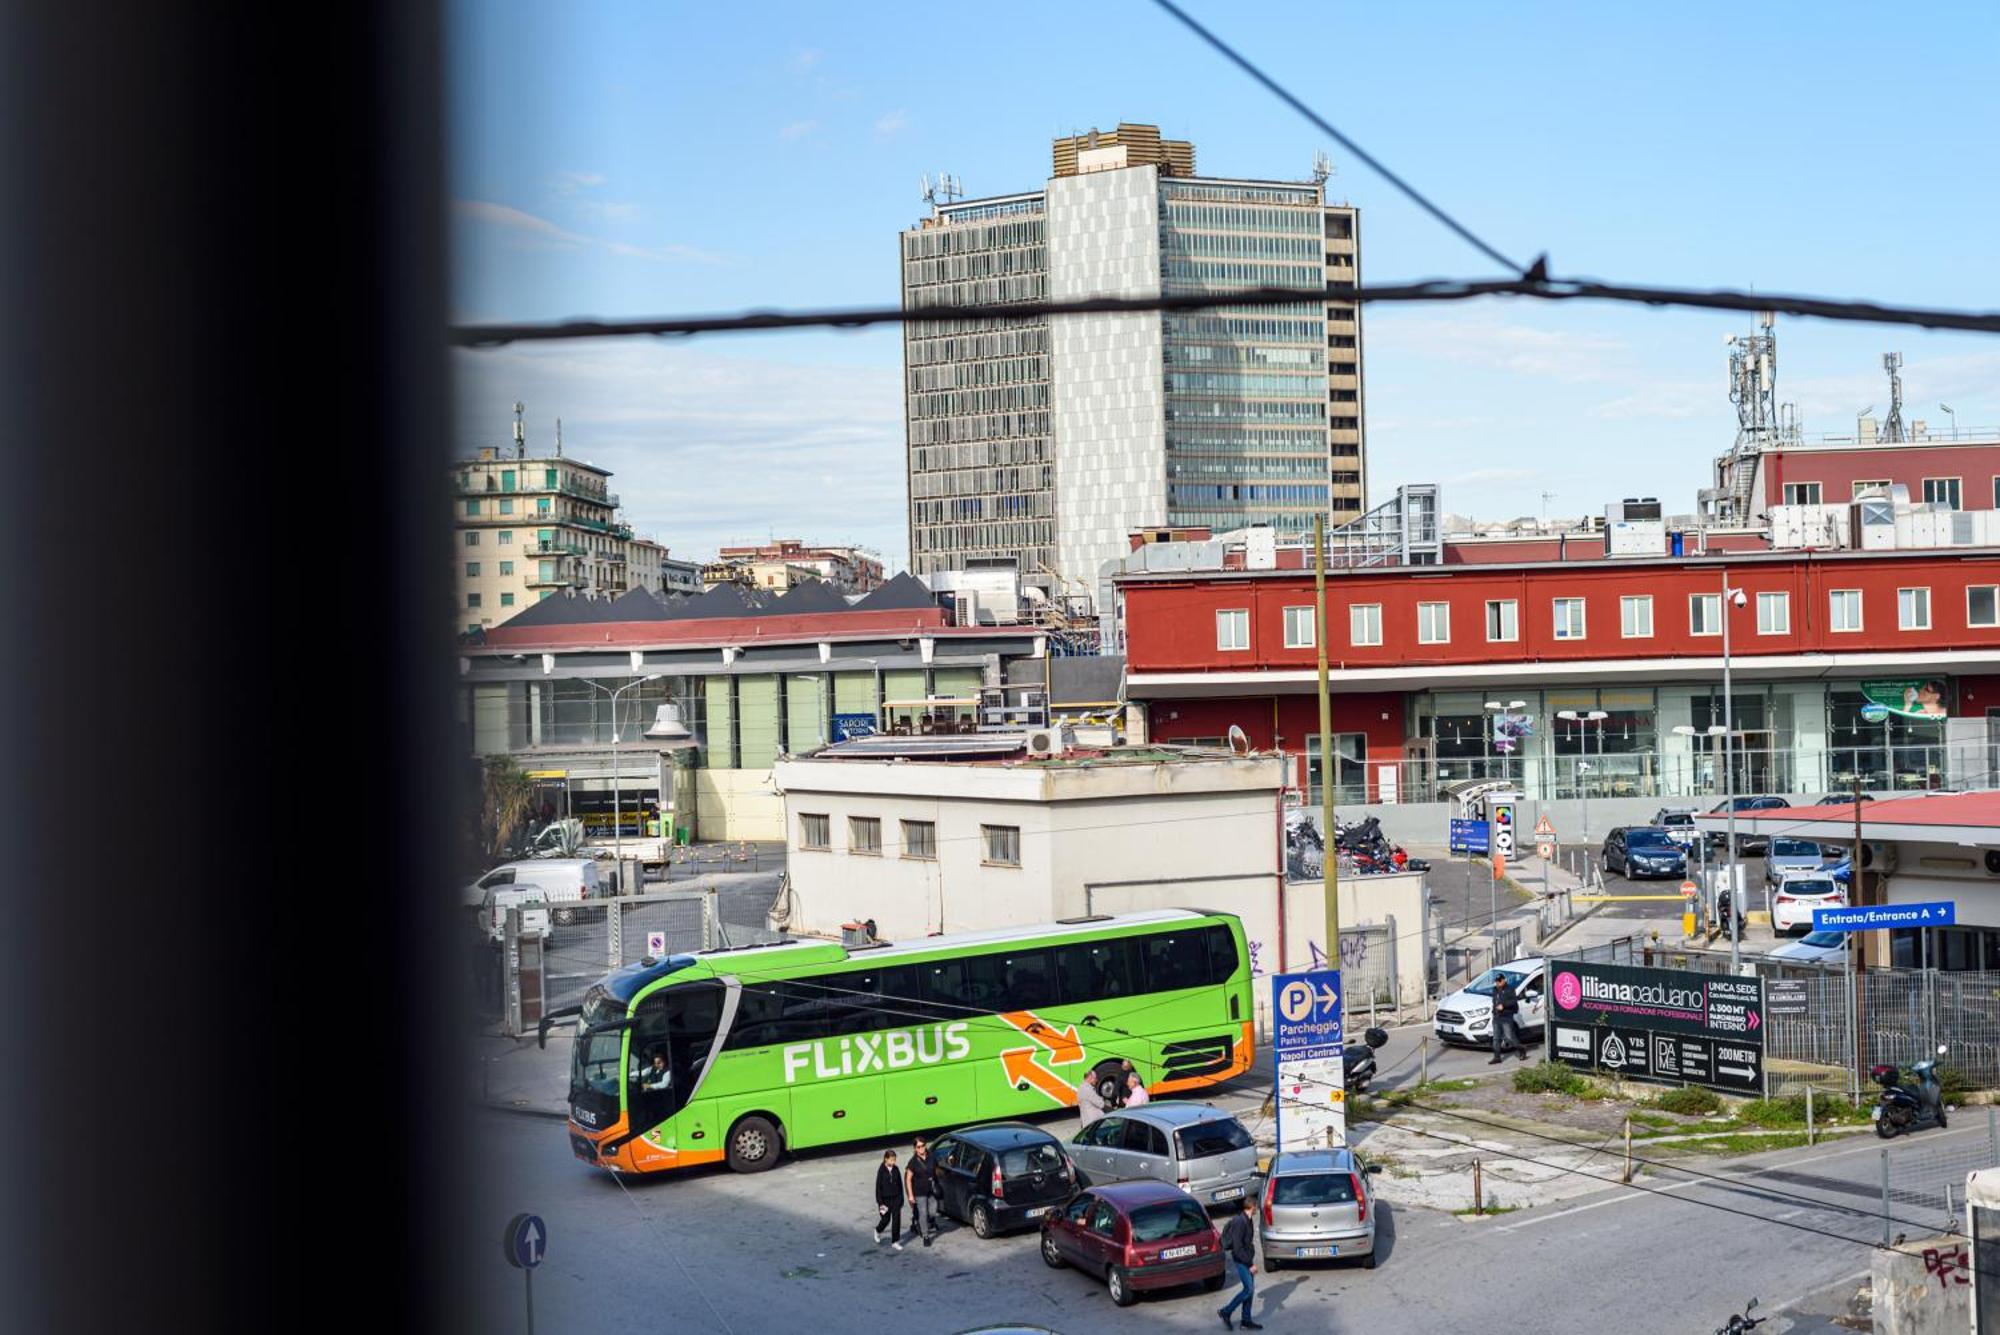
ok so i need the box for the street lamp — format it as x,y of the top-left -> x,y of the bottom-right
1676,721 -> 1735,967
1556,709 -> 1608,848
1941,403 -> 1957,439
579,673 -> 663,878
1484,699 -> 1527,788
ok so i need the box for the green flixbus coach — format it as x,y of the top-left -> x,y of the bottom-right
550,909 -> 1255,1175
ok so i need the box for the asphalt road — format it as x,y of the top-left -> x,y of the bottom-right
463,1104 -> 1965,1335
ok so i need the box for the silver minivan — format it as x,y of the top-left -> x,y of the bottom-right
1259,1148 -> 1380,1269
1068,1102 -> 1261,1210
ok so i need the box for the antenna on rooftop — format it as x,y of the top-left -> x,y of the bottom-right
512,401 -> 526,460
920,173 -> 963,211
1881,352 -> 1906,443
1311,151 -> 1332,187
554,417 -> 563,457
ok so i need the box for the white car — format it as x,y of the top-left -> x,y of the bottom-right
1434,958 -> 1547,1048
1768,873 -> 1846,935
463,858 -> 602,924
478,885 -> 553,943
1769,929 -> 1848,965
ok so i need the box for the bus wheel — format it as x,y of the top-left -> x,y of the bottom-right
727,1114 -> 782,1172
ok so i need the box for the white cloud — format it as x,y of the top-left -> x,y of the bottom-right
451,341 -> 907,568
549,171 -> 607,195
1367,312 -> 1627,383
453,199 -> 724,265
778,119 -> 819,141
873,109 -> 908,137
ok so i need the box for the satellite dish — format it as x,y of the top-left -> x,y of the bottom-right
1227,725 -> 1251,756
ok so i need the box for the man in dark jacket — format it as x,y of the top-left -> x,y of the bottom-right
873,1150 -> 904,1250
1489,972 -> 1526,1063
905,1136 -> 943,1246
1217,1196 -> 1261,1330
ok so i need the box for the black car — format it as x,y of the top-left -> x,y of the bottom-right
1602,826 -> 1687,879
1705,795 -> 1789,853
932,1122 -> 1078,1238
1816,792 -> 1877,805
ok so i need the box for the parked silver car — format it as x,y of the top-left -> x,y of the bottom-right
1258,1147 -> 1381,1270
1763,837 -> 1827,888
1067,1102 -> 1261,1210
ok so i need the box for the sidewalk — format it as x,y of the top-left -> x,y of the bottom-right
474,1029 -> 570,1119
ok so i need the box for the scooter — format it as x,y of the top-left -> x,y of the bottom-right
1873,1046 -> 1950,1138
1713,887 -> 1744,936
1713,1297 -> 1763,1334
1344,1027 -> 1389,1093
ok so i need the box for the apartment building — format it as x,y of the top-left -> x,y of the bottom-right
901,122 -> 1365,592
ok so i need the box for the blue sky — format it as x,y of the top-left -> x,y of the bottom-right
448,0 -> 2000,571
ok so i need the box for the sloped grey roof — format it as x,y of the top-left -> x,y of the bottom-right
855,572 -> 941,612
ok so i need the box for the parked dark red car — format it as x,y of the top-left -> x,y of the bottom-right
1038,1180 -> 1227,1307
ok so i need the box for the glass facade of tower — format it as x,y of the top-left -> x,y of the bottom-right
1159,180 -> 1330,539
901,197 -> 1054,577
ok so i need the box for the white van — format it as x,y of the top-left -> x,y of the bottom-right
463,858 -> 603,925
479,886 -> 553,943
1433,956 -> 1548,1048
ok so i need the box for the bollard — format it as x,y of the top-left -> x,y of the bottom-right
1622,1117 -> 1634,1184
1806,1087 -> 1815,1147
1881,1149 -> 1892,1247
1420,1038 -> 1429,1088
1472,1158 -> 1483,1216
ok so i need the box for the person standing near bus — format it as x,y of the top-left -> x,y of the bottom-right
1077,1069 -> 1106,1128
873,1149 -> 904,1250
905,1136 -> 943,1247
1124,1071 -> 1150,1107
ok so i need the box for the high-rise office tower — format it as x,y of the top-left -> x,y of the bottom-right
901,122 -> 1365,591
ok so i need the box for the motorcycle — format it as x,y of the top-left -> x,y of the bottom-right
1714,1297 -> 1763,1335
1345,1026 -> 1389,1093
1873,1046 -> 1950,1138
1713,886 -> 1744,936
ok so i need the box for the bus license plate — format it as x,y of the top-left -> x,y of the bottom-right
1295,1246 -> 1334,1258
1213,1186 -> 1244,1201
1025,1206 -> 1052,1219
1162,1245 -> 1198,1260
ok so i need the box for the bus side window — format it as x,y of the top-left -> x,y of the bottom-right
1202,925 -> 1240,986
1141,932 -> 1207,993
725,984 -> 784,1050
998,950 -> 1055,1011
824,968 -> 886,1037
1054,940 -> 1140,1005
877,965 -> 927,1025
920,959 -> 971,1019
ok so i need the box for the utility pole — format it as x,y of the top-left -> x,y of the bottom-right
1850,771 -> 1865,1099
1314,515 -> 1341,969
1722,573 -> 1741,972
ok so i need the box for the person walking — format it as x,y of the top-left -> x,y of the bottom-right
1217,1195 -> 1262,1330
905,1136 -> 943,1246
873,1149 -> 905,1250
1489,972 -> 1526,1064
1076,1068 -> 1107,1128
1124,1071 -> 1151,1107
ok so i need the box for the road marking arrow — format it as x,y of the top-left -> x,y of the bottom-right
1001,1047 -> 1077,1106
1000,1011 -> 1085,1065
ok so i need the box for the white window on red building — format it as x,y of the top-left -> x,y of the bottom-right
1830,588 -> 1863,632
1485,599 -> 1518,642
1852,478 -> 1891,500
1968,586 -> 1997,629
1553,598 -> 1586,640
1620,595 -> 1652,639
1216,608 -> 1249,651
1282,605 -> 1315,649
1923,477 -> 1962,509
1899,587 -> 1931,630
1781,482 -> 1822,506
1417,601 -> 1451,644
1349,603 -> 1381,647
1690,593 -> 1721,636
1757,591 -> 1790,635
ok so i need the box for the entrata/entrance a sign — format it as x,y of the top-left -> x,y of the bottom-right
1547,960 -> 1765,1095
1272,969 -> 1344,1151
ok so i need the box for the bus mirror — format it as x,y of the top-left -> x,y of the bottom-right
536,1002 -> 586,1050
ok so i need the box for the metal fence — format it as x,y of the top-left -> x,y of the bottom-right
1338,918 -> 1398,1014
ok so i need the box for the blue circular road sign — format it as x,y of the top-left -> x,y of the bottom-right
504,1213 -> 547,1270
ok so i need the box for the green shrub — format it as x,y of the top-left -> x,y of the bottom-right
1651,1086 -> 1723,1116
1514,1061 -> 1592,1096
1738,1096 -> 1808,1128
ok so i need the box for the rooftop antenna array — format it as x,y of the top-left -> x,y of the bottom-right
1310,150 -> 1332,187
1708,312 -> 1779,524
920,173 -> 963,214
1881,352 -> 1906,443
512,400 -> 526,460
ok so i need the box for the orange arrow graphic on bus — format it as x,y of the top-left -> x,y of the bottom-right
1002,1047 -> 1078,1106
1000,1011 -> 1085,1065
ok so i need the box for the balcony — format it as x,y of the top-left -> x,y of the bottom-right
526,568 -> 578,589
526,540 -> 585,557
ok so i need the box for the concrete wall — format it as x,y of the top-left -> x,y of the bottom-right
693,768 -> 783,842
1871,1232 -> 1969,1334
